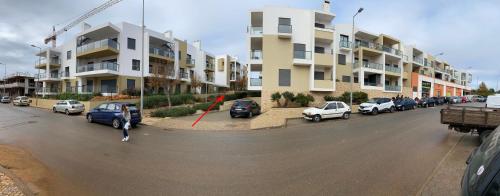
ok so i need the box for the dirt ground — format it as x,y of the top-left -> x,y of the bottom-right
0,144 -> 86,196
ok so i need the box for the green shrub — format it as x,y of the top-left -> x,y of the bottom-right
193,102 -> 222,111
224,94 -> 238,101
53,93 -> 93,101
121,89 -> 141,96
282,91 -> 295,107
294,93 -> 315,107
271,92 -> 282,107
234,91 -> 248,99
143,94 -> 195,109
150,107 -> 196,118
324,95 -> 336,101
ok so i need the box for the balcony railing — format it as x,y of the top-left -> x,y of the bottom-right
76,39 -> 119,55
76,62 -> 119,73
37,58 -> 61,66
382,45 -> 402,56
424,60 -> 432,67
179,72 -> 189,79
186,58 -> 195,65
250,50 -> 263,60
413,57 -> 424,65
250,78 -> 262,86
205,62 -> 215,70
339,40 -> 351,49
149,47 -> 175,59
34,73 -> 60,80
206,77 -> 214,82
364,82 -> 383,87
355,61 -> 384,70
278,24 -> 292,34
385,85 -> 401,91
60,71 -> 70,78
248,26 -> 263,35
293,50 -> 312,60
36,87 -> 60,93
355,40 -> 383,52
385,65 -> 401,73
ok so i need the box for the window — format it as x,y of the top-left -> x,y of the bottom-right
338,54 -> 346,65
132,59 -> 140,71
342,75 -> 351,82
337,103 -> 345,109
149,65 -> 153,74
278,17 -> 291,25
178,51 -> 181,60
98,104 -> 108,110
67,50 -> 71,60
315,47 -> 325,54
340,34 -> 349,42
314,71 -> 324,80
127,79 -> 135,90
354,76 -> 359,83
127,38 -> 136,50
278,69 -> 291,86
86,80 -> 93,92
326,103 -> 337,110
294,43 -> 305,51
106,103 -> 117,111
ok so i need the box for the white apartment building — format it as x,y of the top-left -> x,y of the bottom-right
34,22 -> 242,96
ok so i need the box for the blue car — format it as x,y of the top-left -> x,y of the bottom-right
86,102 -> 141,129
394,98 -> 417,111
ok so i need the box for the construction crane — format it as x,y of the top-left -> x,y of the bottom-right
44,0 -> 123,48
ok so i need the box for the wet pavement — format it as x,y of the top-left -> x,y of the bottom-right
0,103 -> 473,195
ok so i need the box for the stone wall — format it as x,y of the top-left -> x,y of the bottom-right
250,108 -> 305,130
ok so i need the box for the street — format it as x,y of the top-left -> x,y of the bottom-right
0,104 -> 470,196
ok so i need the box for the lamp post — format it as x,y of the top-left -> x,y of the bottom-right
31,44 -> 42,106
350,7 -> 364,107
140,0 -> 145,116
0,62 -> 5,96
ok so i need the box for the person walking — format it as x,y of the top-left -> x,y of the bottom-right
121,104 -> 131,142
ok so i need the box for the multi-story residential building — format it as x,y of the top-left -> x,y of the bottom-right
247,1 -> 472,111
0,72 -> 36,96
34,22 -> 242,96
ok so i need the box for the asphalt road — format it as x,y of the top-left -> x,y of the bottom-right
0,103 -> 466,196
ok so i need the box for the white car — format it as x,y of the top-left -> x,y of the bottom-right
52,100 -> 85,115
302,101 -> 351,122
359,98 -> 395,115
13,96 -> 30,106
486,95 -> 500,109
1,96 -> 11,103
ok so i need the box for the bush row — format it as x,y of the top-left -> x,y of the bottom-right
324,92 -> 368,105
271,91 -> 315,107
143,94 -> 195,109
150,107 -> 196,118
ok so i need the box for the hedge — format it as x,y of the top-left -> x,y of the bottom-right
150,107 -> 196,117
193,102 -> 222,111
51,93 -> 94,101
323,92 -> 368,104
143,94 -> 195,109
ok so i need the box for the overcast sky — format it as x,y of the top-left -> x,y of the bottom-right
1,0 -> 499,89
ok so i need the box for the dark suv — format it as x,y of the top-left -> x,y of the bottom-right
417,97 -> 436,108
230,99 -> 261,118
462,126 -> 500,195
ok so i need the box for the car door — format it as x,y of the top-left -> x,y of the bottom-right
93,104 -> 108,122
104,103 -> 117,125
323,103 -> 338,119
336,103 -> 346,117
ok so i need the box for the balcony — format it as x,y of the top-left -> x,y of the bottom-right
293,51 -> 312,66
385,66 -> 401,74
413,57 -> 424,65
278,24 -> 292,39
248,26 -> 263,36
35,58 -> 61,69
60,71 -> 70,79
150,47 -> 175,61
205,62 -> 215,71
75,62 -> 119,77
36,87 -> 60,95
364,82 -> 383,87
381,45 -> 402,56
385,85 -> 402,92
355,40 -> 383,53
314,29 -> 333,41
179,71 -> 189,80
76,39 -> 119,59
250,50 -> 263,61
314,80 -> 333,90
206,77 -> 215,83
314,52 -> 333,66
35,73 -> 61,82
249,78 -> 262,86
339,40 -> 351,51
354,61 -> 384,71
186,58 -> 195,67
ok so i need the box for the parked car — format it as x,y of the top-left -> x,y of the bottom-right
461,126 -> 500,195
417,97 -> 436,108
230,99 -> 261,118
302,101 -> 351,122
486,95 -> 500,109
450,96 -> 461,104
433,97 -> 446,105
52,100 -> 85,115
359,98 -> 395,115
461,96 -> 469,103
473,95 -> 487,103
1,96 -> 11,103
12,96 -> 30,106
86,102 -> 141,129
394,98 -> 417,111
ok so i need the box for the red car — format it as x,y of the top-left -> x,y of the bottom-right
461,96 -> 468,103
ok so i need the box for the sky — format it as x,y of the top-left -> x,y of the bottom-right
0,0 -> 499,90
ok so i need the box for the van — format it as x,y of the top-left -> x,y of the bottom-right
486,95 -> 500,108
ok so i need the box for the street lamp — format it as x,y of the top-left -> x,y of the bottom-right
0,62 -> 5,96
140,0 -> 145,116
31,44 -> 42,106
350,7 -> 364,107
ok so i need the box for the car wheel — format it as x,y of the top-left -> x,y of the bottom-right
248,112 -> 253,118
412,105 -> 416,110
401,106 -> 405,111
342,112 -> 350,119
65,109 -> 70,115
313,115 -> 321,122
53,107 -> 57,113
389,106 -> 395,113
87,114 -> 93,123
372,108 -> 378,115
230,114 -> 235,118
112,118 -> 121,129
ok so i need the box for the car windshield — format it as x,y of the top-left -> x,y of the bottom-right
69,101 -> 80,104
317,103 -> 328,109
20,97 -> 28,100
234,100 -> 251,107
2,96 -> 9,99
367,98 -> 381,103
125,104 -> 138,110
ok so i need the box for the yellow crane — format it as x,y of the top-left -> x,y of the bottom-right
44,0 -> 123,48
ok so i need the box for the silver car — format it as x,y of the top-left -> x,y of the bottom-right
13,96 -> 30,106
1,96 -> 11,103
52,100 -> 85,115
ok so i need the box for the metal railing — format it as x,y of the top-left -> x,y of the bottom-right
364,82 -> 382,87
424,60 -> 432,67
60,71 -> 70,78
206,77 -> 214,82
413,57 -> 424,65
34,73 -> 60,80
382,45 -> 402,56
179,71 -> 189,79
186,58 -> 195,65
385,85 -> 401,91
250,78 -> 262,86
385,65 -> 401,73
278,24 -> 292,34
149,47 -> 175,59
355,40 -> 383,51
354,61 -> 384,70
36,58 -> 61,66
339,40 -> 351,48
293,50 -> 312,60
250,50 -> 263,60
205,62 -> 215,70
248,26 -> 263,35
76,38 -> 119,55
76,62 -> 119,73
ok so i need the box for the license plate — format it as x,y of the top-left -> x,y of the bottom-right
235,108 -> 242,111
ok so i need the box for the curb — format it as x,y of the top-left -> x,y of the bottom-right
0,165 -> 35,196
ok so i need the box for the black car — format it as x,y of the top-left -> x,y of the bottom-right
462,126 -> 500,195
230,99 -> 261,118
433,97 -> 446,105
394,98 -> 417,111
417,97 -> 436,108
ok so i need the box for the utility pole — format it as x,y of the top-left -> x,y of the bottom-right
350,8 -> 363,107
140,0 -> 145,116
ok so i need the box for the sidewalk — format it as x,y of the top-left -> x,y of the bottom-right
0,166 -> 30,196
